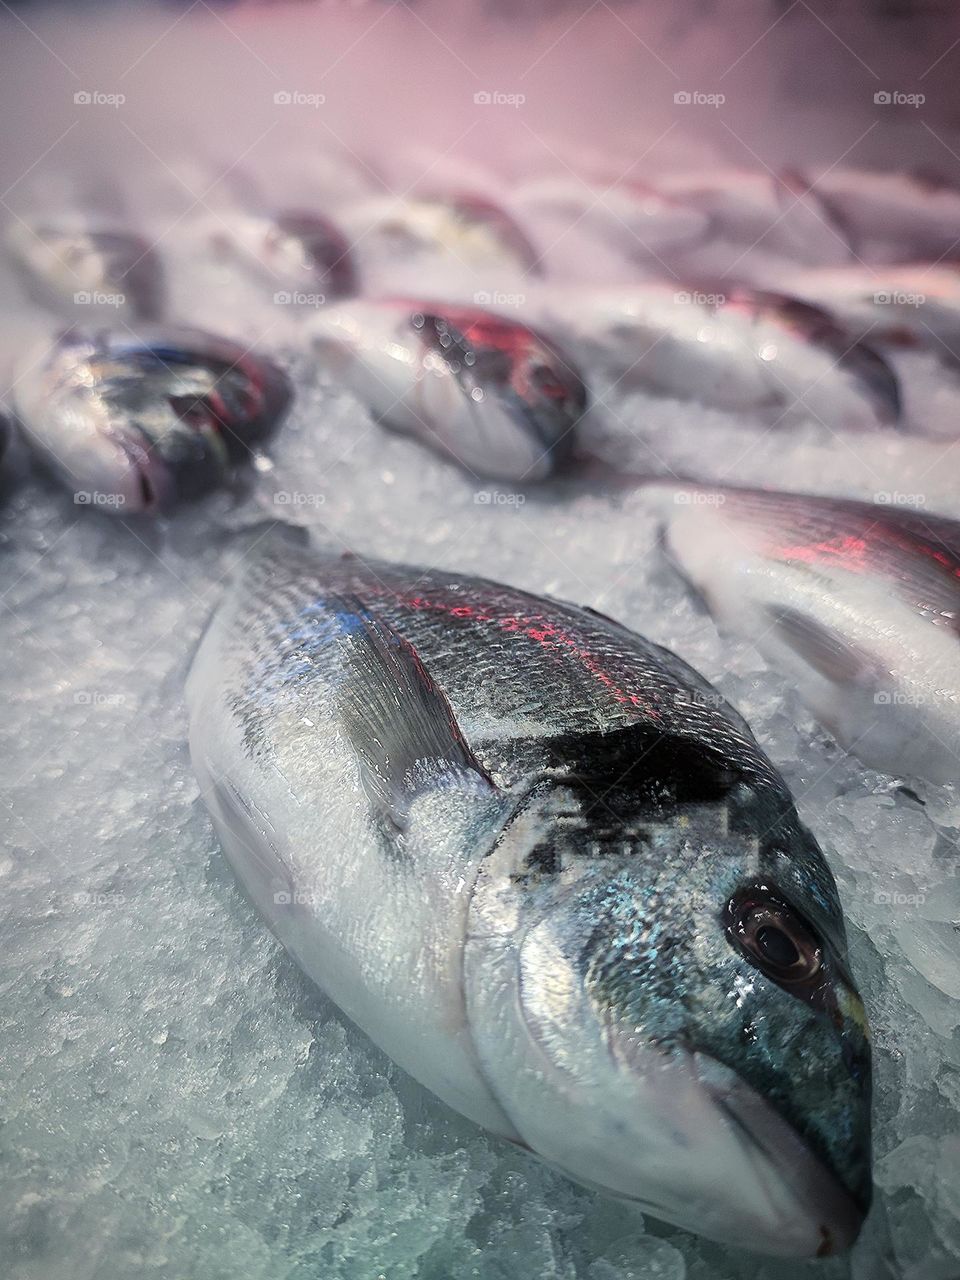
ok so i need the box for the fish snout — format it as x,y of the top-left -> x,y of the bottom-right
692,1052 -> 871,1257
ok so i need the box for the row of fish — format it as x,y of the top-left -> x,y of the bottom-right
8,161 -> 958,1261
8,291 -> 960,792
11,168 -> 960,435
17,164 -> 960,311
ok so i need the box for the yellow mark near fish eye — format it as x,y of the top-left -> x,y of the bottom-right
838,985 -> 870,1039
678,814 -> 690,829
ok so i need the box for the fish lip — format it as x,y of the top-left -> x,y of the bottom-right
692,1051 -> 869,1257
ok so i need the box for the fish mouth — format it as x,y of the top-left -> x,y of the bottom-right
692,1052 -> 869,1257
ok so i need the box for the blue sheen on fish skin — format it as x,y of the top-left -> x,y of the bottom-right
571,808 -> 872,1214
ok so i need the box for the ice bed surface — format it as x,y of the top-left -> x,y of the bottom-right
1,4 -> 960,1279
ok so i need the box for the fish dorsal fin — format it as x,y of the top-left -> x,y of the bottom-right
329,594 -> 497,833
766,604 -> 877,686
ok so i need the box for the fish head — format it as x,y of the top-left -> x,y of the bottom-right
408,305 -> 586,481
466,786 -> 871,1257
8,223 -> 163,319
14,327 -> 291,513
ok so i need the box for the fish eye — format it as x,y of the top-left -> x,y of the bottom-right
725,889 -> 822,986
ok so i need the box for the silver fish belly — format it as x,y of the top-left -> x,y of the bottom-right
13,326 -> 292,513
656,482 -> 960,783
187,544 -> 871,1257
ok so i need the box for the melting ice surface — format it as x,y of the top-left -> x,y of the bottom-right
2,3 -> 960,1278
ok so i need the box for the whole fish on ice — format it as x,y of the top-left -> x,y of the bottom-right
338,192 -> 542,276
528,285 -> 900,429
211,210 -> 357,301
188,544 -> 872,1257
512,175 -> 710,257
656,168 -> 850,266
655,481 -> 960,783
776,264 -> 960,365
13,326 -> 291,512
6,221 -> 164,321
310,299 -> 586,480
807,168 -> 960,262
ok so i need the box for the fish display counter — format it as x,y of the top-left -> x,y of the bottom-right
0,3 -> 957,1280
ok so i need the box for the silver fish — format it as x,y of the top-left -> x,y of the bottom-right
339,192 -> 542,275
531,285 -> 900,428
656,168 -> 849,265
513,175 -> 710,257
310,300 -> 586,481
212,210 -> 357,300
6,221 -> 164,320
805,168 -> 960,262
656,481 -> 960,783
14,327 -> 291,513
777,263 -> 960,364
188,545 -> 872,1257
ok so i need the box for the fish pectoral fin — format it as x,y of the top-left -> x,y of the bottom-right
330,593 -> 497,832
766,605 -> 877,686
